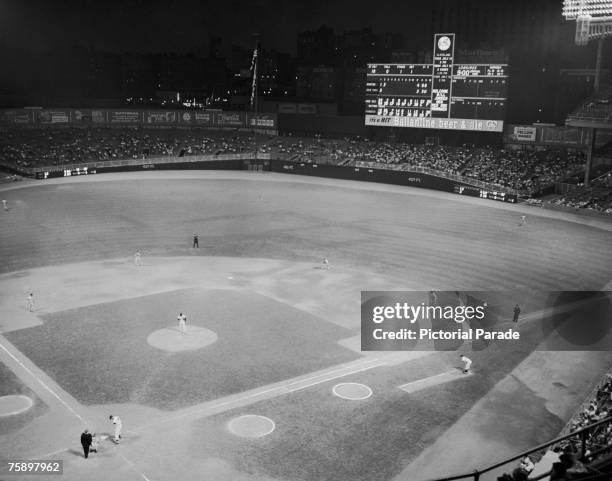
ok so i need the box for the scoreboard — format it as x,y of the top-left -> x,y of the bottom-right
365,34 -> 507,132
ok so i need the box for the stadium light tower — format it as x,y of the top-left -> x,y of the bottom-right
562,0 -> 612,92
250,33 -> 260,159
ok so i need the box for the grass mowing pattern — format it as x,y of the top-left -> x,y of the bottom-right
5,288 -> 359,410
187,321 -> 561,481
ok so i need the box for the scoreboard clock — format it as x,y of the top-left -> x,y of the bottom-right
365,33 -> 508,132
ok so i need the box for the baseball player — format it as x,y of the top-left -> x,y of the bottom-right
322,257 -> 330,270
177,312 -> 187,335
134,249 -> 142,266
193,233 -> 199,248
460,354 -> 472,374
26,293 -> 35,312
2,200 -> 7,211
109,415 -> 122,443
519,215 -> 527,226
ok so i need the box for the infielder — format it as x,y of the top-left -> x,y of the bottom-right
322,257 -> 330,270
109,415 -> 122,443
460,354 -> 472,374
26,293 -> 35,312
177,312 -> 187,335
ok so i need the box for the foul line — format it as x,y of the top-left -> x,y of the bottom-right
0,339 -> 89,426
137,357 -> 387,431
118,452 -> 153,481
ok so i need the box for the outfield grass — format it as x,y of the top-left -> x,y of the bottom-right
4,288 -> 359,410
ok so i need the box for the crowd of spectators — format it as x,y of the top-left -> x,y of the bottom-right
550,173 -> 612,215
0,127 -> 590,195
269,136 -> 585,194
497,375 -> 612,481
0,128 -> 256,170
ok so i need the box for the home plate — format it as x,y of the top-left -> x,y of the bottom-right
398,370 -> 472,394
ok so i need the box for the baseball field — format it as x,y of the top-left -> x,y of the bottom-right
1,170 -> 611,481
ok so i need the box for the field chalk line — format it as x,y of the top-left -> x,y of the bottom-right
0,338 -> 90,426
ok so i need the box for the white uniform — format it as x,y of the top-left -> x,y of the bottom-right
461,355 -> 472,373
134,250 -> 142,266
520,215 -> 527,226
27,294 -> 35,312
322,258 -> 329,269
110,415 -> 122,442
178,314 -> 186,334
2,200 -> 7,211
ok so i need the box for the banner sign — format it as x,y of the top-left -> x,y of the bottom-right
0,108 -> 277,132
108,111 -> 142,124
366,115 -> 504,132
279,103 -> 297,114
71,109 -> 107,124
246,113 -> 277,129
297,104 -> 317,115
145,111 -> 177,125
214,111 -> 246,128
38,110 -> 70,125
509,126 -> 537,142
504,124 -> 589,147
0,110 -> 36,126
540,126 -> 586,146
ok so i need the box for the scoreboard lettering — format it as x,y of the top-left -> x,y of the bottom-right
366,34 -> 507,132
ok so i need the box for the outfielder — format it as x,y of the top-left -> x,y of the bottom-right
134,249 -> 142,266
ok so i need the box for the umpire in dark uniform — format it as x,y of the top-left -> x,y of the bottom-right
80,429 -> 93,458
513,304 -> 521,323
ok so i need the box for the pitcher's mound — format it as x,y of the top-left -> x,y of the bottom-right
0,395 -> 33,416
147,326 -> 218,352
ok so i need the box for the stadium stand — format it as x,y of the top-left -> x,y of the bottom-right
494,373 -> 612,481
0,128 -> 589,197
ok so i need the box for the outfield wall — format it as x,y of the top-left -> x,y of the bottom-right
28,154 -> 517,203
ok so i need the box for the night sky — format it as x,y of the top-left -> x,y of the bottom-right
0,0 -> 439,54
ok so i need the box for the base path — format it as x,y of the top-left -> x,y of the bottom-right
398,369 -> 472,394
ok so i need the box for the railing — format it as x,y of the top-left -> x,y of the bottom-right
352,160 -> 519,195
21,152 -> 520,196
427,416 -> 612,481
23,152 -> 266,175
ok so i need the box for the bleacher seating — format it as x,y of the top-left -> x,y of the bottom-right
0,128 -> 589,196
